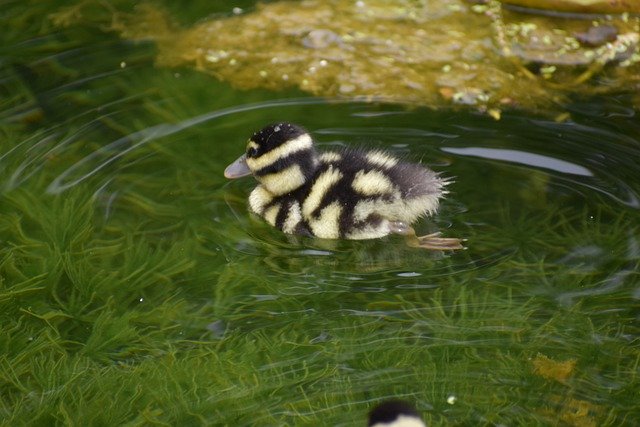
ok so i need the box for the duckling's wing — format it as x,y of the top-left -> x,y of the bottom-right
332,147 -> 445,200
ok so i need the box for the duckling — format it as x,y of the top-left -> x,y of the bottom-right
368,400 -> 426,427
224,123 -> 462,250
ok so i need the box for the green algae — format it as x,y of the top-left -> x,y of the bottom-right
50,0 -> 640,117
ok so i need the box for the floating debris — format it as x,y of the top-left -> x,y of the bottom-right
531,352 -> 576,383
575,24 -> 618,47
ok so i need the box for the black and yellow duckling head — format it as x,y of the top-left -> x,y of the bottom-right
368,400 -> 426,427
224,123 -> 319,196
225,123 -> 463,250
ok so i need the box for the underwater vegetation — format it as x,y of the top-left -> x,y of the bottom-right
1,0 -> 640,425
2,174 -> 639,425
1,174 -> 639,424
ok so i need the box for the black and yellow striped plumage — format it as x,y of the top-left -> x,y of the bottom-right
224,123 -> 462,250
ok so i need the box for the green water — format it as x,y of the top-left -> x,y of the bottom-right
2,1 -> 639,426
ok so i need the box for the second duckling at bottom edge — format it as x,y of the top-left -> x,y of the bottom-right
368,400 -> 426,427
224,122 -> 463,251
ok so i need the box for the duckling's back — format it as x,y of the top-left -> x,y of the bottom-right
297,147 -> 445,240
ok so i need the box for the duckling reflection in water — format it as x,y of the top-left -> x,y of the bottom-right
368,400 -> 426,427
224,123 -> 463,250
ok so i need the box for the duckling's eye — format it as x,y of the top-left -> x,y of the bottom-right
247,147 -> 258,158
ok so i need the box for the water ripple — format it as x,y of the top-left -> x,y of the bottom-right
43,97 -> 385,194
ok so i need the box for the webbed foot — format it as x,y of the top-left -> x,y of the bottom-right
411,231 -> 465,250
390,222 -> 465,251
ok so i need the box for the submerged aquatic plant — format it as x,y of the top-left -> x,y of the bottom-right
2,165 -> 638,424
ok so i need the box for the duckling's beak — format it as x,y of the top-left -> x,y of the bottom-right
224,154 -> 252,179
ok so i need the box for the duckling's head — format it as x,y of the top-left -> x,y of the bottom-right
224,122 -> 319,195
368,400 -> 425,427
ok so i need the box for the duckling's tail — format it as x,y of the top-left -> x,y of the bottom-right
396,163 -> 445,200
